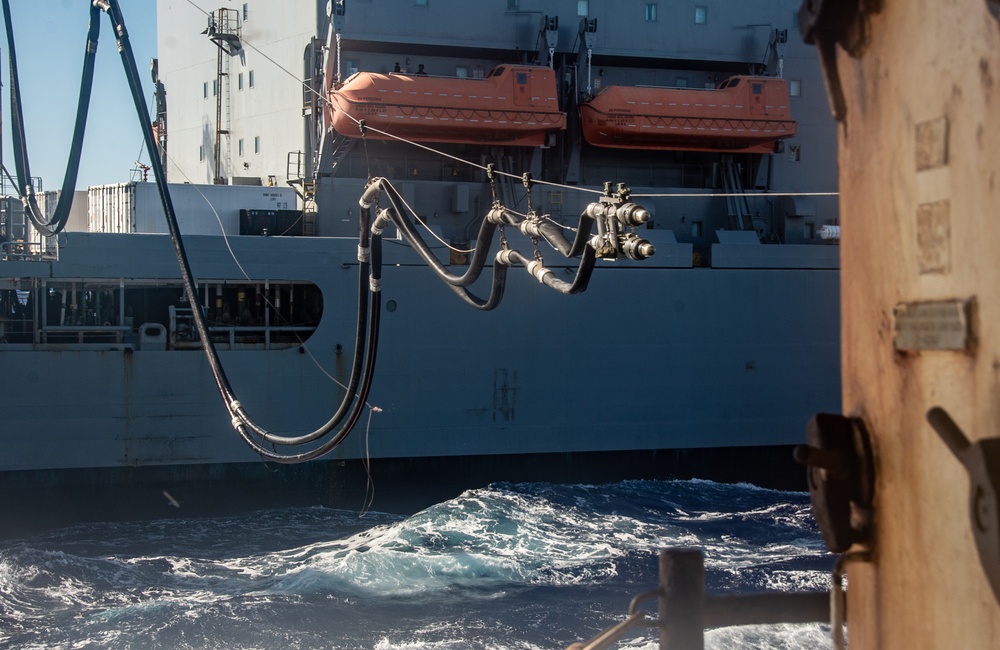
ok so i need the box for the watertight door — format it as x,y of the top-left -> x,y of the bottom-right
513,70 -> 531,106
749,81 -> 765,116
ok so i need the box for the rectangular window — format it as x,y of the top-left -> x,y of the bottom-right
212,79 -> 218,96
695,6 -> 707,24
249,70 -> 255,88
577,0 -> 588,16
254,136 -> 260,154
203,82 -> 208,98
238,139 -> 244,156
675,77 -> 688,88
789,79 -> 802,97
455,66 -> 468,78
788,145 -> 801,162
199,145 -> 205,161
238,72 -> 244,90
692,221 -> 703,238
644,3 -> 657,21
242,3 -> 248,21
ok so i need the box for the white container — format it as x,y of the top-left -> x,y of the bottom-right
88,182 -> 295,235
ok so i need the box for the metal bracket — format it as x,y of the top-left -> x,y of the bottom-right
585,183 -> 654,262
988,0 -> 1000,24
794,413 -> 876,553
928,406 -> 1000,605
565,549 -> 830,650
797,0 -> 882,122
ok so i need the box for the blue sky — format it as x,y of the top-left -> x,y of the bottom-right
1,0 -> 157,191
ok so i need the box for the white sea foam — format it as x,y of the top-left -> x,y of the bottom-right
0,479 -> 833,649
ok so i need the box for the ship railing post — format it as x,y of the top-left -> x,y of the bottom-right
659,549 -> 705,650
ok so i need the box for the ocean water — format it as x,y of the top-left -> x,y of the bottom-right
0,479 -> 833,649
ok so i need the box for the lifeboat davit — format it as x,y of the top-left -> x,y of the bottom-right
329,65 -> 566,147
578,76 -> 797,153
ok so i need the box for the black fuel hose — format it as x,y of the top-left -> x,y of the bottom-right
99,0 -> 377,461
371,179 -> 499,288
237,208 -> 373,447
365,177 -> 599,308
1,0 -> 100,236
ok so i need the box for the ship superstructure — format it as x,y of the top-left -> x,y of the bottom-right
157,0 -> 836,247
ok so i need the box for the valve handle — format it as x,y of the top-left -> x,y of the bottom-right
928,406 -> 1000,605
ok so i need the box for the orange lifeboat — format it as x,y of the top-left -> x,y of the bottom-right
329,65 -> 566,147
578,76 -> 796,153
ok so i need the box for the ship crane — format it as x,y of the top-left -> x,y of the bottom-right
563,17 -> 598,183
536,14 -> 559,69
762,27 -> 788,78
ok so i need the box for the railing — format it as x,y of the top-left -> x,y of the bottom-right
41,325 -> 132,344
566,548 -> 833,650
169,305 -> 314,350
1,240 -> 47,261
171,324 -> 316,350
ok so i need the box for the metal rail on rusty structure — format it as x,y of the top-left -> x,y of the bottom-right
565,549 -> 831,650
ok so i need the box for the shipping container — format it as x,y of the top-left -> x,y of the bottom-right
88,183 -> 296,235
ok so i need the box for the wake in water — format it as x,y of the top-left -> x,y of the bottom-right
0,479 -> 833,649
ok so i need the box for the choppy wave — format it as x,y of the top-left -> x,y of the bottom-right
0,479 -> 833,649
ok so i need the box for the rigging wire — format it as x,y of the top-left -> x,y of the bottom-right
331,105 -> 606,196
633,191 -> 840,198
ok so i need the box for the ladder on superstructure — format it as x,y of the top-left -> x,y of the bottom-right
720,157 -> 753,231
205,8 -> 241,185
289,133 -> 355,203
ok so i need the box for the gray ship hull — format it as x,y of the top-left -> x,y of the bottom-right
0,229 -> 838,531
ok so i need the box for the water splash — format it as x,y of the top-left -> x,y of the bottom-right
0,480 -> 833,649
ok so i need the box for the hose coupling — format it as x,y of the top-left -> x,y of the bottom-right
621,234 -> 656,260
526,259 -> 552,283
359,179 -> 382,208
